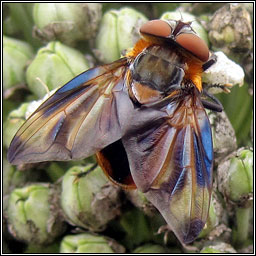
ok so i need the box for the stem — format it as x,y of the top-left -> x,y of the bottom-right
235,206 -> 251,246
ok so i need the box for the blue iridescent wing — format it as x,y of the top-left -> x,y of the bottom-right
8,58 -> 133,165
122,89 -> 213,244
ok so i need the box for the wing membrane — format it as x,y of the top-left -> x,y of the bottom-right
123,89 -> 213,244
8,58 -> 130,164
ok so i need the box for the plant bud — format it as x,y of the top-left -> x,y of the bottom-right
26,41 -> 90,98
5,3 -> 41,48
60,233 -> 125,253
7,183 -> 66,244
3,36 -> 34,90
95,7 -> 147,63
217,148 -> 253,247
3,103 -> 29,148
209,4 -> 252,61
33,3 -> 102,46
61,164 -> 121,231
217,148 -> 253,204
3,156 -> 40,196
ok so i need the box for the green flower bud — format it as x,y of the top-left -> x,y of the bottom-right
160,11 -> 209,45
209,4 -> 252,60
33,3 -> 102,46
230,149 -> 253,202
217,148 -> 253,203
3,36 -> 34,90
60,233 -> 125,253
26,41 -> 90,98
133,243 -> 170,253
7,184 -> 66,244
95,7 -> 148,63
3,102 -> 29,148
61,164 -> 121,231
3,156 -> 40,196
5,3 -> 41,48
217,148 -> 253,247
200,242 -> 236,253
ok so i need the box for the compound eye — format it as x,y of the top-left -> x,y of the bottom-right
140,19 -> 172,38
176,33 -> 209,62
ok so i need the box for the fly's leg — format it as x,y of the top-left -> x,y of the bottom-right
201,90 -> 223,112
201,83 -> 233,112
201,53 -> 234,112
202,53 -> 217,71
73,163 -> 98,183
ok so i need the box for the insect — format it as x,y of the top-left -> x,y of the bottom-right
7,19 -> 229,244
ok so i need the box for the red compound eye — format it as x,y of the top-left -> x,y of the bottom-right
176,33 -> 209,62
140,19 -> 172,38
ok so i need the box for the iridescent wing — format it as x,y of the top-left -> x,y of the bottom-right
122,89 -> 213,244
8,58 -> 134,165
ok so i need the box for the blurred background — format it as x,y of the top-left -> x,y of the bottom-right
3,3 -> 253,254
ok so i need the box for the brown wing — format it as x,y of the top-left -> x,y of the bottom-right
8,58 -> 134,165
122,89 -> 213,244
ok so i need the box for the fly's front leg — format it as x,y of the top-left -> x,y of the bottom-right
201,89 -> 223,112
73,163 -> 98,183
201,53 -> 234,112
203,83 -> 233,93
202,53 -> 217,71
201,82 -> 233,112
